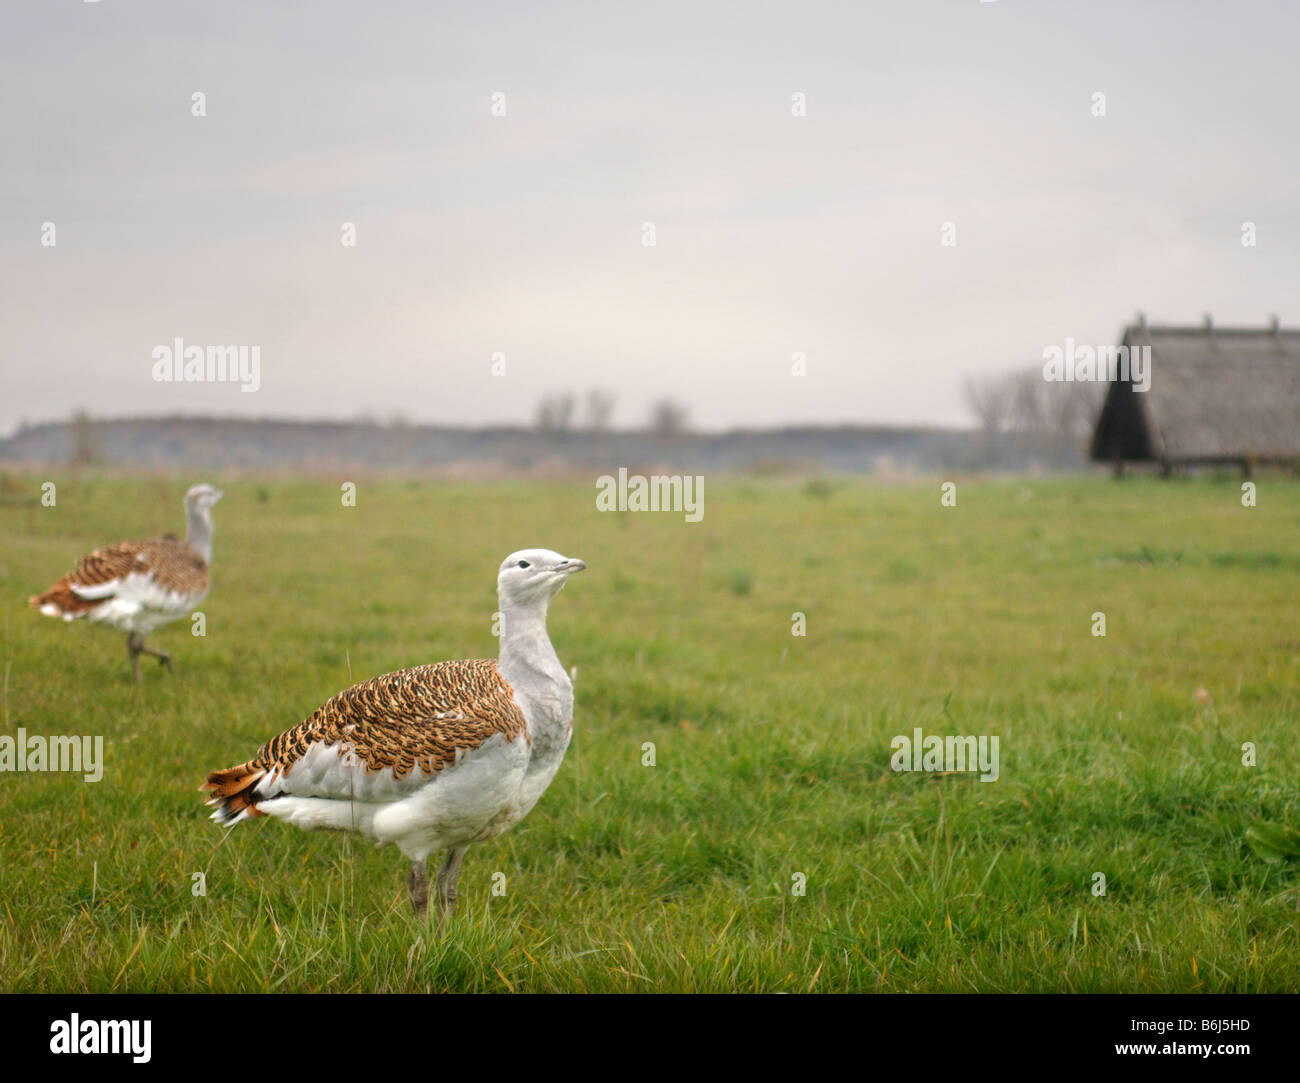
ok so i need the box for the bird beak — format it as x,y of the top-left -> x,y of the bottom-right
212,489 -> 225,504
556,557 -> 587,573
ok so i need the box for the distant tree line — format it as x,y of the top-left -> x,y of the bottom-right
962,366 -> 1103,437
534,391 -> 689,436
3,410 -> 1089,473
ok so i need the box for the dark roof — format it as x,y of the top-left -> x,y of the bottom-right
1091,321 -> 1300,463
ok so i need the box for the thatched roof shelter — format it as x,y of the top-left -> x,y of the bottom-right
1090,315 -> 1300,475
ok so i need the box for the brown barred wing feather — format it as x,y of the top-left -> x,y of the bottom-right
202,659 -> 529,823
30,541 -> 146,616
30,538 -> 210,616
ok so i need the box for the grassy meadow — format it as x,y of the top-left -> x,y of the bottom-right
0,472 -> 1297,992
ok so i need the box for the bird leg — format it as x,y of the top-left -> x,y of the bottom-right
126,633 -> 144,685
435,845 -> 469,923
408,860 -> 429,919
139,640 -> 172,669
127,633 -> 171,683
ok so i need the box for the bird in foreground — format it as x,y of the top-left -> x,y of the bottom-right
29,483 -> 223,684
202,548 -> 587,921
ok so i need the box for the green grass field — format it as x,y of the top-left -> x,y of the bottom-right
1,473 -> 1297,992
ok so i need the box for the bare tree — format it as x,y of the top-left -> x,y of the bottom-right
1016,368 -> 1103,437
1009,368 -> 1047,432
535,393 -> 577,434
1041,378 -> 1101,437
583,388 -> 616,432
967,366 -> 1104,438
1064,379 -> 1105,436
649,398 -> 689,437
962,374 -> 1014,433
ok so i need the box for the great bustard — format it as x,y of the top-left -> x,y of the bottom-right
203,549 -> 586,921
29,483 -> 223,683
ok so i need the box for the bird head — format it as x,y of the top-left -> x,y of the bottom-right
497,549 -> 587,608
185,483 -> 224,512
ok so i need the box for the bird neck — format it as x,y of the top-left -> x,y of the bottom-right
497,597 -> 563,688
186,506 -> 214,564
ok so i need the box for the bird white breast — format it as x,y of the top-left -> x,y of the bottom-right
76,571 -> 207,633
261,732 -> 532,862
494,679 -> 575,832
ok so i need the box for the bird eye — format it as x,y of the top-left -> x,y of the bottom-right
517,560 -> 530,568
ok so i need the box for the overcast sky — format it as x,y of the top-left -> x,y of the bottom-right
2,0 -> 1296,435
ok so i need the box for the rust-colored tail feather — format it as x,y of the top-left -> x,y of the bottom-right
201,763 -> 269,824
29,578 -> 102,617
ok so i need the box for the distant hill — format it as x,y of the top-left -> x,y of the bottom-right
0,416 -> 1089,474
